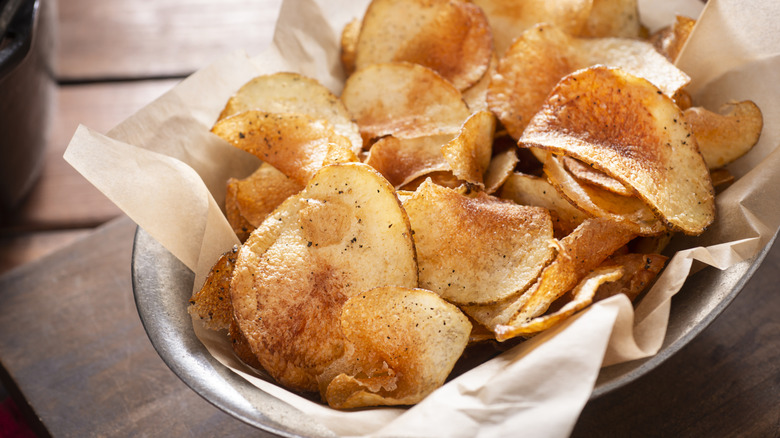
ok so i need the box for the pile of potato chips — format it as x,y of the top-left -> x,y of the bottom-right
189,0 -> 763,409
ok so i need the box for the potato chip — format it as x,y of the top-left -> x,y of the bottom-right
683,101 -> 763,169
225,163 -> 304,241
502,218 -> 636,336
217,73 -> 363,153
593,253 -> 667,303
341,62 -> 471,141
212,111 -> 358,185
651,15 -> 696,63
710,168 -> 735,192
487,23 -> 690,139
543,154 -> 667,235
230,163 -> 418,392
354,0 -> 493,91
483,142 -> 519,194
340,18 -> 361,76
499,171 -> 589,236
441,111 -> 496,188
403,179 -> 555,305
473,0 -> 592,56
321,287 -> 471,408
364,134 -> 453,188
229,317 -> 263,370
580,0 -> 641,38
494,266 -> 623,339
188,246 -> 238,330
462,53 -> 497,112
520,66 -> 714,235
562,156 -> 633,197
401,171 -> 465,191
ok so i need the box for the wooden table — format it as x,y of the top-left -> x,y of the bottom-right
0,0 -> 777,436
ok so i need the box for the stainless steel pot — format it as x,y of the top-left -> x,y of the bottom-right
0,0 -> 55,210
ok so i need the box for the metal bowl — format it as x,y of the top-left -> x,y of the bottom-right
131,226 -> 776,436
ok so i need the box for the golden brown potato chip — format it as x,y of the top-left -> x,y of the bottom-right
188,246 -> 238,330
212,111 -> 358,186
225,181 -> 256,242
217,73 -> 363,153
462,53 -> 497,112
341,62 -> 471,142
225,163 -> 304,241
364,134 -> 453,188
520,66 -> 714,235
229,317 -> 263,370
683,101 -> 763,169
651,15 -> 696,63
403,179 -> 555,305
441,111 -> 496,188
562,156 -> 633,197
400,171 -> 465,191
321,287 -> 471,408
354,0 -> 493,91
499,217 -> 636,338
710,168 -> 735,193
473,0 -> 593,56
230,163 -> 418,392
340,18 -> 361,76
593,253 -> 667,303
544,154 -> 667,236
494,266 -> 623,339
487,23 -> 690,139
499,171 -> 589,236
580,0 -> 641,38
483,143 -> 519,194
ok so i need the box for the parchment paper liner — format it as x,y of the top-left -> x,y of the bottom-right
64,0 -> 780,436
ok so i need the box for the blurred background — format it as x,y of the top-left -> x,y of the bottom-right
0,0 -> 281,434
0,0 -> 282,275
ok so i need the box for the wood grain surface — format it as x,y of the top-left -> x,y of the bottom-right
56,0 -> 282,81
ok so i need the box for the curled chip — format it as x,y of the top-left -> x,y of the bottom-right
683,101 -> 763,169
188,246 -> 239,330
354,0 -> 493,91
499,171 -> 589,236
341,62 -> 471,142
562,156 -> 633,197
229,163 -> 418,392
365,134 -> 453,188
651,15 -> 696,63
543,153 -> 666,236
320,287 -> 471,408
212,111 -> 358,185
494,266 -> 624,338
217,72 -> 363,153
487,22 -> 689,139
403,179 -> 555,305
225,163 -> 304,241
441,111 -> 496,189
520,66 -> 714,235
